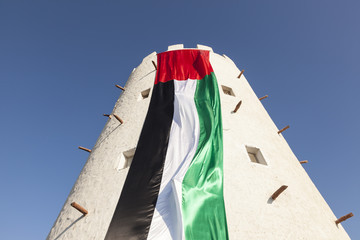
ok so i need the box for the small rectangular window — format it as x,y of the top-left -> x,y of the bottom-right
248,152 -> 258,163
117,147 -> 136,170
246,146 -> 267,165
138,88 -> 150,101
221,85 -> 235,96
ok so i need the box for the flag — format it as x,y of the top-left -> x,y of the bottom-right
105,49 -> 228,240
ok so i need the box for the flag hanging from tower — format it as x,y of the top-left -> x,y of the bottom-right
106,49 -> 229,240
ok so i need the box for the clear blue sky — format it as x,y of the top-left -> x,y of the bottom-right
0,0 -> 359,239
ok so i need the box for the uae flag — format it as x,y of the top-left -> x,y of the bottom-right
106,49 -> 229,240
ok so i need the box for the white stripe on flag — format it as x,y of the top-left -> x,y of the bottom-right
147,79 -> 200,240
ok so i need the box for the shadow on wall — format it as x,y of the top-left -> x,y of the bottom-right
53,215 -> 85,240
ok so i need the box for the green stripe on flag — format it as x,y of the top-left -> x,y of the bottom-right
182,72 -> 229,240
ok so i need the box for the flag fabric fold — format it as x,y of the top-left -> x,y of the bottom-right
105,49 -> 228,240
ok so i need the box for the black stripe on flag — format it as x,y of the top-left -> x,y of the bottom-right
105,80 -> 174,240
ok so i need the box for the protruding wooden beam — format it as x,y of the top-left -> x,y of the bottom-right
259,95 -> 268,101
71,202 -> 88,215
278,125 -> 290,134
113,114 -> 124,124
152,61 -> 157,70
300,160 -> 308,164
115,85 -> 125,91
335,213 -> 354,225
103,114 -> 112,119
232,100 -> 242,113
271,185 -> 288,200
237,69 -> 245,78
78,146 -> 91,153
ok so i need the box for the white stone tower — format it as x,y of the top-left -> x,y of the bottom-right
48,44 -> 351,239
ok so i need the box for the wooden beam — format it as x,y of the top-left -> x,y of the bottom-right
152,61 -> 157,70
71,202 -> 88,215
113,114 -> 124,124
115,85 -> 125,91
336,213 -> 354,225
271,185 -> 288,200
278,125 -> 290,134
78,146 -> 91,153
237,69 -> 245,78
259,95 -> 268,101
232,100 -> 242,113
103,114 -> 112,119
300,160 -> 308,164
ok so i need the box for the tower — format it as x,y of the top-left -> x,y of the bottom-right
48,44 -> 351,239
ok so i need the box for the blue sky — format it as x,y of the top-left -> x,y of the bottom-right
0,0 -> 359,239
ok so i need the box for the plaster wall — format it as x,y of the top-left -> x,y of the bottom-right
47,51 -> 158,240
209,50 -> 350,240
47,45 -> 350,240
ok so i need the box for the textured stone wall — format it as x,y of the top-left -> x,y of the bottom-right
47,45 -> 350,239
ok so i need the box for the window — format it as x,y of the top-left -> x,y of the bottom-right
117,147 -> 136,170
246,146 -> 267,165
221,85 -> 235,96
138,88 -> 150,101
248,152 -> 258,163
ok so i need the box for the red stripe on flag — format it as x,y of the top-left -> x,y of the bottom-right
155,49 -> 213,84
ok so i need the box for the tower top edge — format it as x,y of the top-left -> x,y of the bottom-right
166,44 -> 213,52
141,51 -> 157,63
